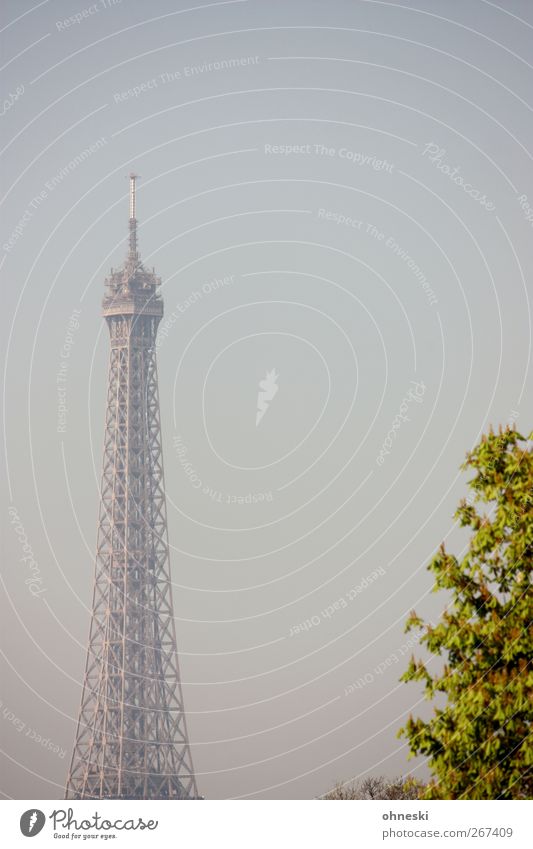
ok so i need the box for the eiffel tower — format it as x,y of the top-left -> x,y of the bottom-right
66,175 -> 198,800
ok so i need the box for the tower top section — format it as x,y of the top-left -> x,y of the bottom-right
129,172 -> 138,220
103,174 -> 162,317
128,172 -> 139,260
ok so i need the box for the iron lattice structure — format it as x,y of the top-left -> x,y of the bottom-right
66,176 -> 198,800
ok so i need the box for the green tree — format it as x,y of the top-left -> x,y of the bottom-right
399,427 -> 533,799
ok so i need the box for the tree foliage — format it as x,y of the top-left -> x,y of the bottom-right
399,427 -> 533,799
323,775 -> 424,800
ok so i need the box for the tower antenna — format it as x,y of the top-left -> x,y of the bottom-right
128,172 -> 140,261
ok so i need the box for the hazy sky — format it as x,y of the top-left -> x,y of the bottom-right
1,0 -> 532,800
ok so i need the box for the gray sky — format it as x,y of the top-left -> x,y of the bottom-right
1,0 -> 532,800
